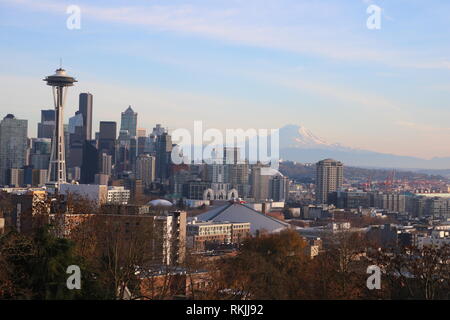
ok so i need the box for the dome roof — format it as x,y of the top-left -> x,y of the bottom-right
148,199 -> 173,207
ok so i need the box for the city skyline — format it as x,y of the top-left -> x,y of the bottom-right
1,1 -> 450,305
1,0 -> 450,159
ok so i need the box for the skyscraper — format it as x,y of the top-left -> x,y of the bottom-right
99,121 -> 117,162
224,147 -> 241,164
116,130 -> 133,173
67,112 -> 84,169
66,94 -> 93,183
228,162 -> 250,197
0,114 -> 28,186
68,112 -> 84,136
269,174 -> 289,202
315,159 -> 343,204
99,121 -> 117,141
99,152 -> 112,176
250,164 -> 271,201
79,93 -> 93,141
136,154 -> 156,187
137,128 -> 146,137
156,131 -> 172,182
30,138 -> 51,170
37,109 -> 55,139
120,106 -> 137,137
222,147 -> 249,197
147,124 -> 166,154
137,128 -> 147,156
80,141 -> 98,184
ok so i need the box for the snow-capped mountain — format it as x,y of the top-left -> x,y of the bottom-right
279,124 -> 346,150
277,124 -> 450,169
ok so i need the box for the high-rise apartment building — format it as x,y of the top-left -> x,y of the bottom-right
0,114 -> 28,185
269,174 -> 289,202
372,192 -> 406,213
315,159 -> 343,204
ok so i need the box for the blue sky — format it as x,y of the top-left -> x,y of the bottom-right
0,0 -> 449,159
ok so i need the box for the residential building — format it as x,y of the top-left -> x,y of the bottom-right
106,186 -> 130,205
187,219 -> 251,251
59,184 -> 108,206
315,159 -> 343,204
269,174 -> 289,202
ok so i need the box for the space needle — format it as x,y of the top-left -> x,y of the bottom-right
43,67 -> 77,190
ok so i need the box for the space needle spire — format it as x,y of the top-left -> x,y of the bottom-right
43,67 -> 77,190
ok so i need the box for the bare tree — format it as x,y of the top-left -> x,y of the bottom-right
374,245 -> 450,300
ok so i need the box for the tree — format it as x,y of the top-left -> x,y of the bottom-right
0,226 -> 103,299
374,245 -> 450,299
70,214 -> 163,299
0,231 -> 35,299
207,230 -> 309,299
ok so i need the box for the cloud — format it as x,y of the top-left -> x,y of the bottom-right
395,121 -> 450,133
2,0 -> 449,69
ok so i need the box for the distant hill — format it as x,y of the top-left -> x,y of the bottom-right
279,161 -> 445,183
278,125 -> 450,170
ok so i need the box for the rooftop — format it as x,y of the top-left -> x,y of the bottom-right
196,201 -> 289,234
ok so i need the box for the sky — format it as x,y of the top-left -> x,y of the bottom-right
0,0 -> 449,159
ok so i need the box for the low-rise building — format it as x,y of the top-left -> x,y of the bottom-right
418,229 -> 450,249
0,189 -> 49,234
197,200 -> 290,234
59,184 -> 108,206
52,210 -> 187,266
187,219 -> 250,251
328,221 -> 351,232
106,186 -> 130,205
